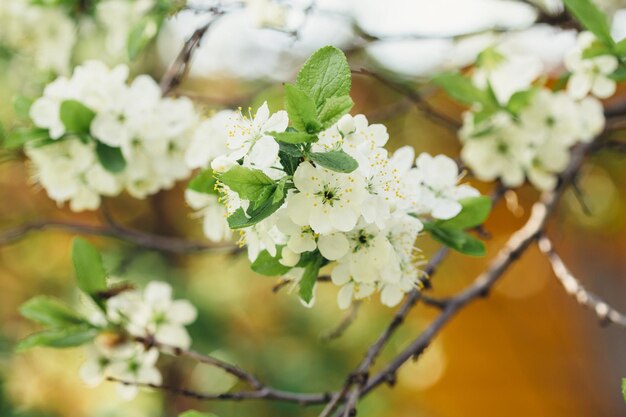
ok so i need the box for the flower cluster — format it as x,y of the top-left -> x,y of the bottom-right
25,61 -> 197,211
437,30 -> 611,191
186,47 -> 486,309
80,281 -> 197,400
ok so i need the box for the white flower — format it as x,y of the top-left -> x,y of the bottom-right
565,31 -> 618,99
186,189 -> 231,243
286,161 -> 368,234
107,347 -> 162,401
245,0 -> 288,29
472,46 -> 544,104
226,102 -> 288,169
186,110 -> 235,169
96,0 -> 155,56
331,263 -> 377,310
407,153 -> 479,220
242,217 -> 285,261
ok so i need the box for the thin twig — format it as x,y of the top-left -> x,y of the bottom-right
106,377 -> 331,405
537,236 -> 626,327
0,219 -> 235,254
352,68 -> 461,131
322,301 -> 362,342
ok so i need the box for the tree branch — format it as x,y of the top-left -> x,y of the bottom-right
0,219 -> 235,254
537,236 -> 626,327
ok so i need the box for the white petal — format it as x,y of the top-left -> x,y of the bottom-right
591,76 -> 616,99
143,282 -> 172,306
317,233 -> 349,261
168,300 -> 198,325
567,72 -> 592,99
263,110 -> 289,133
431,198 -> 462,220
337,283 -> 354,310
116,382 -> 139,401
156,325 -> 192,350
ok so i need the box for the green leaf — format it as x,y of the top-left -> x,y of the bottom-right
16,325 -> 98,352
318,95 -> 353,127
284,84 -> 322,133
563,0 -> 614,46
128,14 -> 161,60
71,238 -> 108,299
251,247 -> 291,276
582,40 -> 615,58
309,150 -> 358,173
227,189 -> 286,229
179,411 -> 219,417
296,46 -> 351,108
271,131 -> 317,144
278,143 -> 303,176
188,169 -> 218,195
432,72 -> 497,109
96,141 -> 126,173
615,38 -> 626,56
435,196 -> 492,230
3,128 -> 50,149
59,100 -> 96,134
299,255 -> 323,303
19,296 -> 86,328
424,224 -> 486,256
622,378 -> 626,403
13,95 -> 33,119
219,166 -> 275,201
506,89 -> 536,115
609,65 -> 626,81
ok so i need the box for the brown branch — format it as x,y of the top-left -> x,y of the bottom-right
331,141 -> 596,415
322,301 -> 362,342
160,10 -> 224,96
0,219 -> 236,254
537,236 -> 626,328
106,377 -> 331,405
352,68 -> 461,131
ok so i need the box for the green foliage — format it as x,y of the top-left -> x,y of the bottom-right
13,95 -> 33,119
19,296 -> 86,328
128,14 -> 161,60
298,255 -> 324,303
251,247 -> 291,276
284,84 -> 322,133
219,166 -> 275,201
15,325 -> 98,352
434,197 -> 492,230
59,100 -> 96,134
296,46 -> 352,109
563,0 -> 614,47
179,411 -> 219,417
424,224 -> 486,257
432,72 -> 498,110
3,128 -> 50,149
318,95 -> 354,128
95,141 -> 126,173
71,237 -> 108,303
308,150 -> 358,173
188,169 -> 219,195
272,131 -> 318,144
423,197 -> 492,256
622,378 -> 626,403
278,143 -> 303,176
614,38 -> 626,56
506,89 -> 537,115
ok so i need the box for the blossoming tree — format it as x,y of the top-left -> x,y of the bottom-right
1,0 -> 626,416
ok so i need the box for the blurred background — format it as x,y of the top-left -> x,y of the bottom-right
1,1 -> 626,416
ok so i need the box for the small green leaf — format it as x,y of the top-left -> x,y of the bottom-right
296,46 -> 351,109
16,325 -> 98,352
318,95 -> 354,127
278,143 -> 303,176
59,100 -> 96,134
432,72 -> 497,110
179,411 -> 219,417
309,150 -> 358,173
622,378 -> 626,403
227,190 -> 286,229
609,65 -> 626,81
435,196 -> 492,230
128,14 -> 161,60
506,89 -> 536,115
563,0 -> 614,47
615,38 -> 626,56
188,169 -> 218,195
251,247 -> 291,276
271,131 -> 318,144
425,224 -> 486,256
13,95 -> 33,119
3,128 -> 50,149
219,166 -> 275,201
72,238 -> 108,300
299,255 -> 323,303
96,141 -> 126,173
582,40 -> 615,58
19,296 -> 86,328
284,84 -> 322,133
